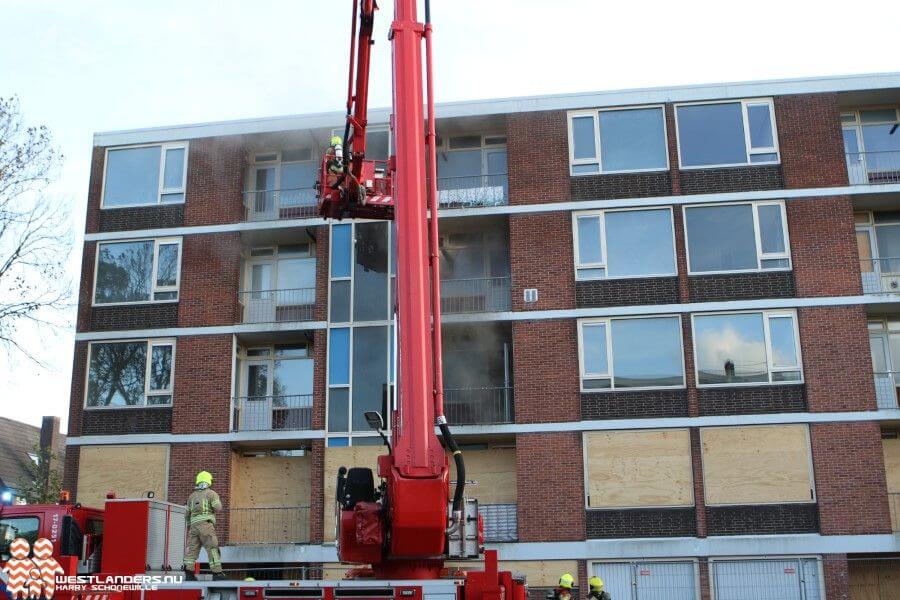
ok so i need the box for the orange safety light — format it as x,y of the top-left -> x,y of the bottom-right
59,490 -> 71,503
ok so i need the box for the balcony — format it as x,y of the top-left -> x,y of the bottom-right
480,503 -> 517,542
227,506 -> 311,544
239,288 -> 316,323
846,151 -> 900,185
435,173 -> 509,208
243,188 -> 318,222
232,395 -> 313,432
874,372 -> 900,409
440,277 -> 511,314
444,386 -> 514,425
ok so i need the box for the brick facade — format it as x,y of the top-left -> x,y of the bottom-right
512,320 -> 580,423
89,303 -> 179,331
506,111 -> 569,205
697,385 -> 806,415
581,390 -> 689,420
775,93 -> 849,189
81,407 -> 172,435
171,335 -> 234,434
679,165 -> 784,195
99,205 -> 184,232
168,443 -> 233,541
183,136 -> 246,226
705,504 -> 819,535
178,233 -> 242,327
570,172 -> 671,200
586,508 -> 696,538
509,212 -> 575,311
575,277 -> 679,308
687,271 -> 796,303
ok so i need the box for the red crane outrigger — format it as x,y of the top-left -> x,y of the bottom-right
318,0 -> 518,588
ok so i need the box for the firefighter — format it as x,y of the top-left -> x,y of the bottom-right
328,135 -> 344,173
183,471 -> 226,581
548,573 -> 575,600
588,576 -> 611,600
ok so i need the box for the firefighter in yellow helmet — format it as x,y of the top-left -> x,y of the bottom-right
588,576 -> 611,600
550,573 -> 575,600
328,135 -> 344,174
183,471 -> 226,581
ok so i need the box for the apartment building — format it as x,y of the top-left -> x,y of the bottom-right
63,72 -> 900,598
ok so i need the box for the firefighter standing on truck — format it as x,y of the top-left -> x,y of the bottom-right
183,471 -> 226,581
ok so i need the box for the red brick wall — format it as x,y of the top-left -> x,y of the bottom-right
168,443 -> 233,541
775,93 -> 848,189
512,320 -> 580,424
314,225 -> 329,322
506,111 -> 570,205
799,306 -> 876,412
516,432 -> 584,541
63,447 -> 80,499
183,136 -> 246,226
689,428 -> 707,537
821,555 -> 850,600
76,242 -> 96,333
68,342 -> 88,437
308,440 -> 325,544
84,147 -> 104,234
509,213 -> 575,311
810,421 -> 892,535
171,335 -> 234,434
312,329 -> 327,430
178,233 -> 242,327
788,196 -> 862,297
665,105 -> 683,194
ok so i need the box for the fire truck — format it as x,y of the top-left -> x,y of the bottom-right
2,1 -> 528,600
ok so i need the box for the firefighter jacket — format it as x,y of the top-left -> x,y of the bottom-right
186,487 -> 223,525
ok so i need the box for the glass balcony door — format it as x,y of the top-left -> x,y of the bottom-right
245,262 -> 275,322
241,360 -> 273,430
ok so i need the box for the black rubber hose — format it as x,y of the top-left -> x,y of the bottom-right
439,422 -> 464,513
425,0 -> 431,24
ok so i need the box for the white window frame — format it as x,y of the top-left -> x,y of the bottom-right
435,133 -> 508,177
100,142 -> 189,208
247,149 -> 318,192
683,200 -> 791,275
572,206 -> 677,280
83,338 -> 176,409
92,237 -> 183,306
691,309 -> 804,388
567,105 -> 669,175
674,98 -> 780,169
577,315 -> 686,392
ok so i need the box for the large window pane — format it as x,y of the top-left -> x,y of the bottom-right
572,116 -> 597,160
747,104 -> 774,149
599,108 -> 667,171
582,323 -> 608,375
352,326 -> 388,431
606,209 -> 675,277
685,205 -> 757,272
95,241 -> 154,303
611,317 -> 683,387
104,146 -> 161,207
87,342 -> 147,406
875,224 -> 900,273
757,204 -> 786,254
577,216 -> 603,265
353,222 -> 389,321
328,388 -> 349,432
330,280 -> 351,322
156,243 -> 179,288
274,358 -> 313,396
438,150 -> 482,181
331,224 -> 352,278
277,258 -> 315,289
367,131 -> 390,162
768,316 -> 798,367
162,147 -> 185,190
695,313 -> 768,384
149,345 -> 172,391
677,103 -> 747,167
328,328 -> 350,385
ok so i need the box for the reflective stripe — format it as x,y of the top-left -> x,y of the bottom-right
190,513 -> 215,525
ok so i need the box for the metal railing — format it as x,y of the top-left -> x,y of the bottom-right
846,151 -> 900,185
480,503 -> 517,542
890,493 -> 900,532
440,276 -> 511,314
243,188 -> 318,221
436,173 -> 508,207
873,372 -> 900,409
444,386 -> 514,425
226,506 -> 310,544
232,395 -> 313,431
239,288 -> 316,323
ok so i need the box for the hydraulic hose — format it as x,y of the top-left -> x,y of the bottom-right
439,422 -> 465,515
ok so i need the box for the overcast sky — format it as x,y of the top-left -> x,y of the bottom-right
0,0 -> 897,431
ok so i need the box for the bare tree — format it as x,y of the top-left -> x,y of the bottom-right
0,96 -> 71,361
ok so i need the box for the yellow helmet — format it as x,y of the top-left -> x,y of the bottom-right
244,577 -> 256,582
589,576 -> 604,591
559,574 -> 575,589
330,135 -> 343,146
195,471 -> 213,486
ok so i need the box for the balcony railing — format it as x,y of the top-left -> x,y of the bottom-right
227,506 -> 310,544
440,277 -> 511,314
480,503 -> 517,542
436,174 -> 508,207
243,188 -> 318,221
232,395 -> 313,431
890,493 -> 900,532
873,372 -> 900,409
444,386 -> 514,425
846,151 -> 900,185
239,288 -> 316,323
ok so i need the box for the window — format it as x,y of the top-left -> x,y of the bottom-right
94,238 -> 182,304
684,201 -> 789,274
435,134 -> 507,206
701,425 -> 814,505
675,99 -> 778,167
102,143 -> 188,208
578,316 -> 684,391
568,106 -> 668,174
85,339 -> 175,407
247,150 -> 319,219
573,208 -> 676,279
842,108 -> 900,183
0,517 -> 39,561
692,310 -> 801,386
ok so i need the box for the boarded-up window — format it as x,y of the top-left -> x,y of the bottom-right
230,454 -> 312,544
451,447 -> 516,504
883,436 -> 900,531
77,445 -> 168,509
701,425 -> 813,505
585,429 -> 693,508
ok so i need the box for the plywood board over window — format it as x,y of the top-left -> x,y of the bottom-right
77,445 -> 168,509
701,425 -> 814,506
230,454 -> 311,507
323,446 -> 383,542
883,436 -> 900,532
452,447 -> 516,505
584,429 -> 693,508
